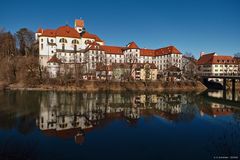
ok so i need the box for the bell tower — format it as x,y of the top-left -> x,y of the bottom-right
74,19 -> 85,33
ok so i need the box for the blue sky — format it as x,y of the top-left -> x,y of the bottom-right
1,0 -> 239,58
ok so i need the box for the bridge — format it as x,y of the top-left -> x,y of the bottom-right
200,75 -> 240,101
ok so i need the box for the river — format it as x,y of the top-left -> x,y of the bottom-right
0,90 -> 239,160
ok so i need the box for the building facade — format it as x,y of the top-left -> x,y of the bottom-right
197,52 -> 239,77
36,19 -> 182,79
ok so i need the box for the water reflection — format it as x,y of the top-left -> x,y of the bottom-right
35,91 -> 239,144
207,90 -> 240,101
0,91 -> 240,160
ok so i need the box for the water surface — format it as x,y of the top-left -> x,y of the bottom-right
0,91 -> 239,160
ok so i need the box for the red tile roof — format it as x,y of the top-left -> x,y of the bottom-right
40,26 -> 80,38
197,53 -> 215,65
102,45 -> 124,55
85,41 -> 105,51
47,55 -> 61,63
81,32 -> 104,42
37,28 -> 43,33
212,56 -> 236,64
100,44 -> 181,57
39,26 -> 103,41
197,53 -> 236,65
127,41 -> 139,49
155,46 -> 181,56
41,29 -> 56,37
55,26 -> 80,38
140,49 -> 155,56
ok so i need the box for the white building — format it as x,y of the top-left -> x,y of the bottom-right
197,52 -> 239,77
36,19 -> 182,78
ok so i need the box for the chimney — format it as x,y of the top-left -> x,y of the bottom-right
200,52 -> 205,57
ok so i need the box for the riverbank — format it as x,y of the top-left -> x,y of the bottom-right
1,80 -> 207,92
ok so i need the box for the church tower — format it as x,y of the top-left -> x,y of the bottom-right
74,19 -> 85,33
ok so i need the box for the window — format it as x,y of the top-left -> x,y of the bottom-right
50,39 -> 53,43
59,38 -> 67,43
72,39 -> 79,44
41,44 -> 43,50
41,39 -> 43,42
62,44 -> 65,51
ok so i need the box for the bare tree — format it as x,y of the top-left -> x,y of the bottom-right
125,53 -> 138,81
234,52 -> 240,58
15,28 -> 35,56
0,30 -> 16,58
184,52 -> 195,58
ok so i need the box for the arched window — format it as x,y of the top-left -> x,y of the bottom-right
59,38 -> 67,43
72,39 -> 79,44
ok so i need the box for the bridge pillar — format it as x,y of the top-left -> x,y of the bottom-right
223,78 -> 226,99
232,79 -> 236,101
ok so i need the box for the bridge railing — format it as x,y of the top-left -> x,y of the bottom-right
199,73 -> 240,77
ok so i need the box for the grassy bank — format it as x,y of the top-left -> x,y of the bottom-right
2,80 -> 207,92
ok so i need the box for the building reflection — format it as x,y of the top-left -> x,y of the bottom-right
35,92 -> 237,144
207,90 -> 240,101
200,102 -> 234,117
